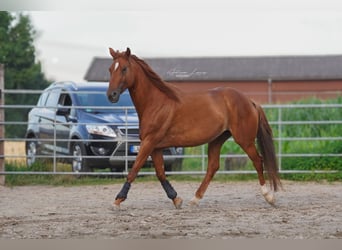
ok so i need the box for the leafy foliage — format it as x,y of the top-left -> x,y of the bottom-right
0,12 -> 50,138
265,97 -> 342,171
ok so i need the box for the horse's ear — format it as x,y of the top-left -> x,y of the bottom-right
109,47 -> 116,59
125,47 -> 131,58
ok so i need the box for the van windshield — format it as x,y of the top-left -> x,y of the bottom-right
75,91 -> 135,113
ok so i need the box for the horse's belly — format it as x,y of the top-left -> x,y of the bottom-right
159,121 -> 226,148
157,91 -> 231,148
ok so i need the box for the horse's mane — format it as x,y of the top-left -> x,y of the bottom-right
131,55 -> 180,102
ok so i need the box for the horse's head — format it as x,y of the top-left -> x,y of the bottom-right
107,47 -> 134,103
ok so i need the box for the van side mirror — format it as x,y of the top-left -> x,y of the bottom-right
56,107 -> 70,116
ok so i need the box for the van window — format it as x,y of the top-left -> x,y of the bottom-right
45,89 -> 61,109
37,91 -> 49,107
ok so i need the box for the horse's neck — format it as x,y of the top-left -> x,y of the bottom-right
129,78 -> 159,116
128,62 -> 179,117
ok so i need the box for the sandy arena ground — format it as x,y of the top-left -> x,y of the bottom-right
0,181 -> 341,239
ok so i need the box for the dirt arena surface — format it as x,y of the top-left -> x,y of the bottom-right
0,181 -> 341,239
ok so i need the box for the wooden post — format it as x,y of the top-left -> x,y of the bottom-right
0,64 -> 5,185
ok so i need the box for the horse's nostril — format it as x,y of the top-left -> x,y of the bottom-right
108,90 -> 120,103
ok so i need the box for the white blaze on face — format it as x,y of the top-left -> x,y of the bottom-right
114,62 -> 119,71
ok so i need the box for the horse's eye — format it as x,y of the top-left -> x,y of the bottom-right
122,67 -> 127,74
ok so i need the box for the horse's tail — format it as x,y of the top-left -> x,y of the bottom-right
255,104 -> 282,192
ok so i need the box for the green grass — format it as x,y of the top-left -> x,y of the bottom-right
4,162 -> 341,187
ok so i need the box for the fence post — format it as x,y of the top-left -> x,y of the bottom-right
268,78 -> 273,103
201,144 -> 206,172
278,106 -> 282,172
0,64 -> 5,185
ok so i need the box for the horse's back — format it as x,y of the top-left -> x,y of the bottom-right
177,86 -> 258,128
207,87 -> 257,114
175,86 -> 258,123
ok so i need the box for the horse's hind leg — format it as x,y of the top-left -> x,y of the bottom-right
190,131 -> 231,206
151,149 -> 183,209
236,141 -> 275,204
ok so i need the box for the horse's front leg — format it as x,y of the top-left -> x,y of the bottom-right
113,140 -> 153,208
151,149 -> 183,209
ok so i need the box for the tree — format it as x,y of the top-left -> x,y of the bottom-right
0,11 -> 50,138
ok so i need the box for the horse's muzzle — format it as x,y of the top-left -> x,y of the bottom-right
108,89 -> 121,103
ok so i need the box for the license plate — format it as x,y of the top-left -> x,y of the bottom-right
129,145 -> 140,153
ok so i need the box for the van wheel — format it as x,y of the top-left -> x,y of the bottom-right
71,142 -> 92,173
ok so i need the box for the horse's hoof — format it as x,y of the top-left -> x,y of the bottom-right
113,198 -> 125,209
261,184 -> 275,205
189,196 -> 200,207
109,203 -> 121,211
113,202 -> 121,209
264,193 -> 276,205
109,201 -> 121,211
173,197 -> 183,209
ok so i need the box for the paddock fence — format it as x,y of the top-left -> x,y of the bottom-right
0,88 -> 341,177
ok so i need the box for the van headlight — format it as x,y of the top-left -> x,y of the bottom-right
86,125 -> 117,138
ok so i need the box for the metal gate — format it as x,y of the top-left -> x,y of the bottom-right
1,88 -> 341,176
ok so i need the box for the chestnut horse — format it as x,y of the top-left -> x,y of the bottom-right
107,48 -> 281,209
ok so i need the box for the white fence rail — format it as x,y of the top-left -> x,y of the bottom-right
0,89 -> 341,176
